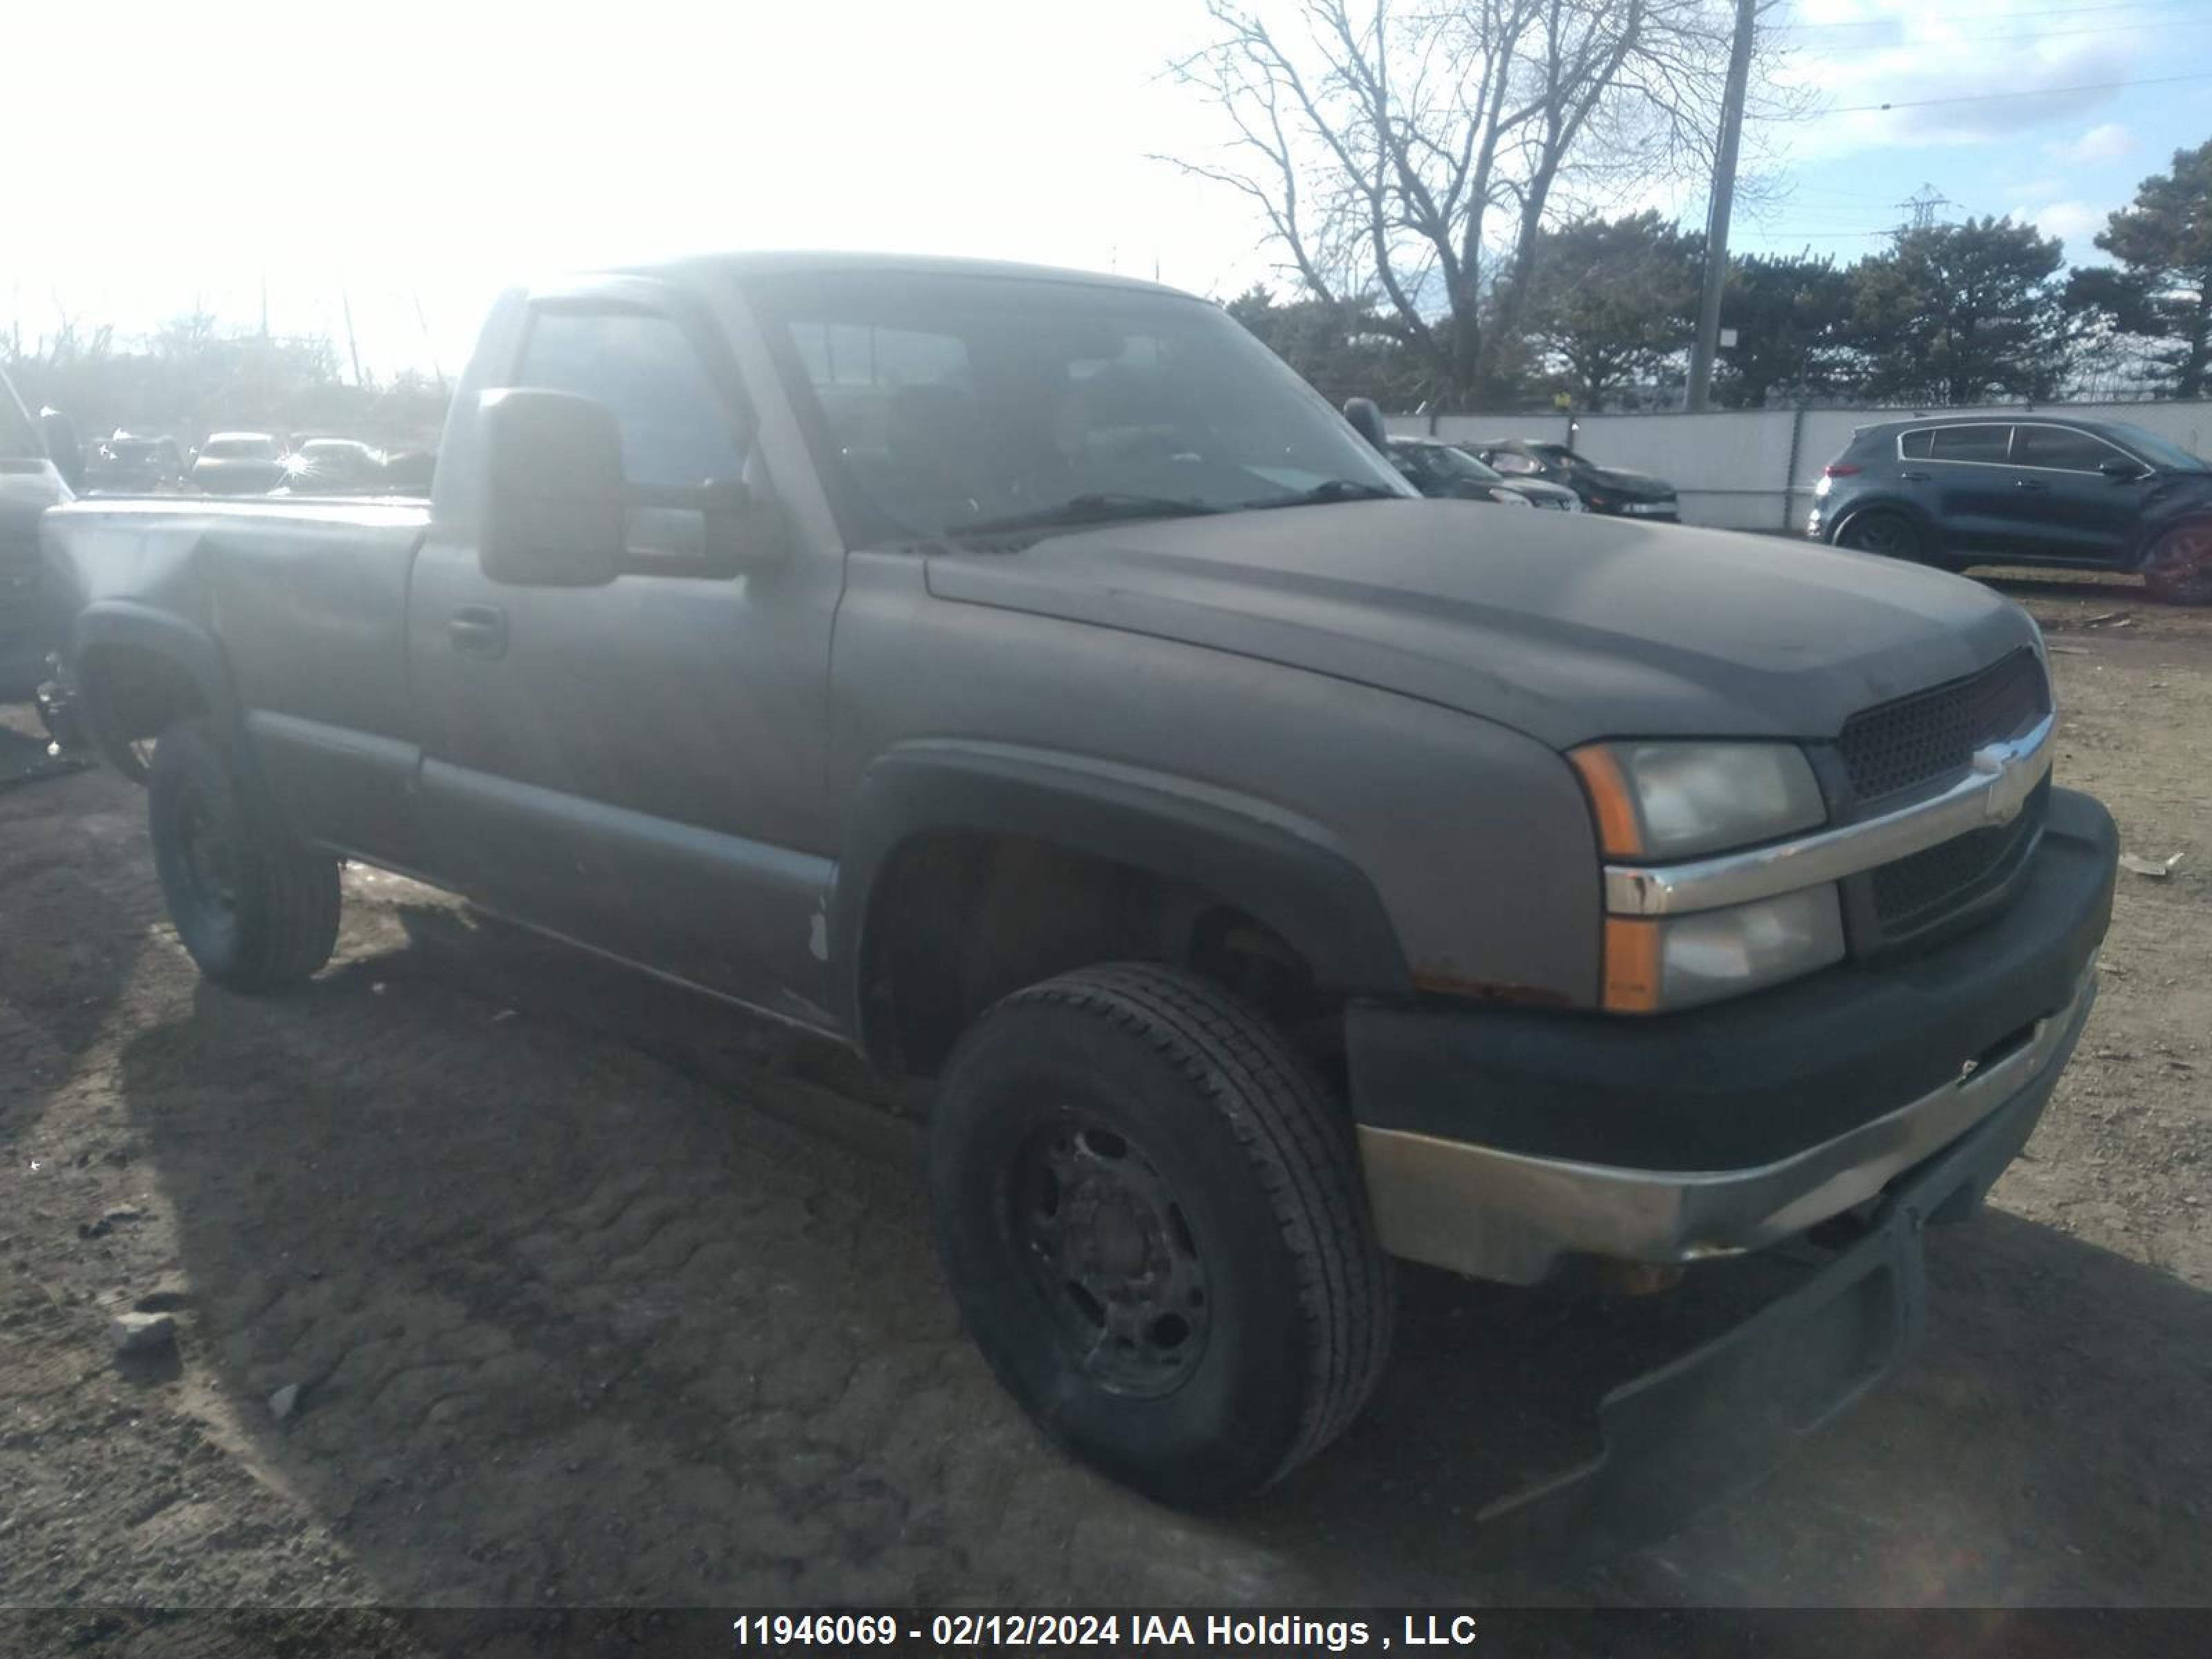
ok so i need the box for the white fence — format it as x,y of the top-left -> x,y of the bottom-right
1384,400 -> 2212,534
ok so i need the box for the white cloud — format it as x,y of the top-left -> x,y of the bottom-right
2017,199 -> 2112,252
2052,123 -> 2135,163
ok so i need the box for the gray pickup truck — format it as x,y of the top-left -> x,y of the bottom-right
39,254 -> 2116,1527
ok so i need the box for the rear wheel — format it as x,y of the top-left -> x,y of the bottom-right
2142,521 -> 2212,605
1837,509 -> 1927,564
148,716 -> 341,991
930,963 -> 1393,1507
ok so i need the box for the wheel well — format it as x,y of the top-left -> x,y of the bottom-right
857,832 -> 1332,1077
78,643 -> 206,768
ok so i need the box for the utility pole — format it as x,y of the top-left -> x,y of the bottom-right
1687,0 -> 1759,413
338,279 -> 365,388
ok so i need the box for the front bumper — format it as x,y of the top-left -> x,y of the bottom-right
1476,1049 -> 2074,1555
1352,787 -> 2116,1284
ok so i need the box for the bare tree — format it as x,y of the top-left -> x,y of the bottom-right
1165,0 -> 1790,404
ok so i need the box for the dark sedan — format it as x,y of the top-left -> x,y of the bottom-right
1383,438 -> 1535,508
189,431 -> 288,495
1467,438 -> 1678,520
1810,415 -> 2212,604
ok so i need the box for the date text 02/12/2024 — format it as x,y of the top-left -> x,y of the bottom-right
729,1613 -> 1480,1650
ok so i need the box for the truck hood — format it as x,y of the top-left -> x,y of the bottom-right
923,499 -> 2036,751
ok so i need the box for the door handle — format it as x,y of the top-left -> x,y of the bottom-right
2014,478 -> 2047,491
1898,471 -> 1931,481
448,605 -> 509,659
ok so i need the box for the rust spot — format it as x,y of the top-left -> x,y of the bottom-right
1411,970 -> 1572,1008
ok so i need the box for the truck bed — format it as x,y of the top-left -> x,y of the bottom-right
42,495 -> 432,753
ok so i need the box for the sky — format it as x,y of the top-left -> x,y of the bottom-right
7,0 -> 2209,382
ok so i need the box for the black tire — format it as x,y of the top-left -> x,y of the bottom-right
1837,509 -> 1927,563
147,716 -> 340,991
930,963 -> 1393,1506
2142,520 -> 2212,606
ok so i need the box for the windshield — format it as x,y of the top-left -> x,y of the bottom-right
2104,422 -> 2207,472
203,436 -> 277,460
744,270 -> 1412,541
104,440 -> 161,462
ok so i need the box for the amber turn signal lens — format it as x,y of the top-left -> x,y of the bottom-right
1601,917 -> 1663,1013
1569,745 -> 1644,859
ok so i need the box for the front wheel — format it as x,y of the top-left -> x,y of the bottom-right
930,964 -> 1393,1507
148,716 -> 341,991
2142,521 -> 2212,605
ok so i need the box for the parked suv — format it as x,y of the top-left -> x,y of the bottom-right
1469,438 -> 1678,520
1810,415 -> 2212,603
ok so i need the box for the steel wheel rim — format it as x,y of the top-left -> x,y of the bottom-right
1006,1119 -> 1210,1397
174,786 -> 241,919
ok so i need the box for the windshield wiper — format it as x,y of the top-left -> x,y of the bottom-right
948,493 -> 1224,537
1240,478 -> 1405,510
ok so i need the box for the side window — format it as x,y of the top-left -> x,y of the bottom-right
1490,451 -> 1539,475
1898,430 -> 1934,460
2012,425 -> 2122,472
1927,424 -> 2012,464
518,310 -> 744,491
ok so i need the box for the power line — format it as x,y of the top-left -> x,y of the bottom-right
1836,16 -> 2212,45
1774,0 -> 2209,31
1821,68 -> 2212,113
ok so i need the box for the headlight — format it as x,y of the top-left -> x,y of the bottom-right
1602,887 -> 1846,1011
1489,487 -> 1535,506
1569,741 -> 1826,861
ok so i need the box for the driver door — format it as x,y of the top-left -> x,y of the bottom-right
407,281 -> 843,1023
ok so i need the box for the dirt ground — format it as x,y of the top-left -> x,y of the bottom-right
2,577 -> 2208,1647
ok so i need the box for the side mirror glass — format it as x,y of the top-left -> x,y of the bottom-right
476,388 -> 625,586
1341,397 -> 1389,453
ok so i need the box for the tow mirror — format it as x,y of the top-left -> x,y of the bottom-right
476,388 -> 625,586
1342,397 -> 1389,453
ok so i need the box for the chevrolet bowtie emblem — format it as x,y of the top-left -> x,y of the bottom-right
1972,740 -> 2032,825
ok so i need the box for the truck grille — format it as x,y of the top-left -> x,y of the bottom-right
1871,777 -> 2050,930
1838,648 -> 2048,805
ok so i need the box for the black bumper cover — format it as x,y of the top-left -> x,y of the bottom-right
1349,787 -> 2117,1171
1477,1020 -> 2082,1558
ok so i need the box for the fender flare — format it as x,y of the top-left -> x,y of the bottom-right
69,601 -> 245,762
829,740 -> 1414,1052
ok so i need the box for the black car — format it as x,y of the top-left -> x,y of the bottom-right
1468,438 -> 1678,520
1414,441 -> 1585,511
84,434 -> 189,494
1382,438 -> 1535,508
1810,415 -> 2212,604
